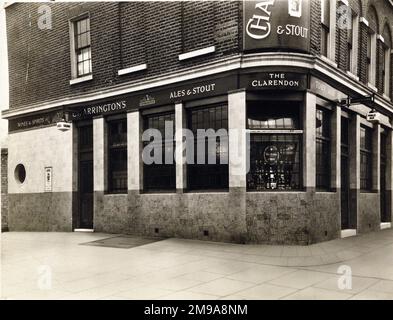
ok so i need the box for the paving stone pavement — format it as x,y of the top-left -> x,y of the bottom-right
2,230 -> 393,300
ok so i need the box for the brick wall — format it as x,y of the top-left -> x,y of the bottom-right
1,148 -> 8,232
6,1 -> 393,111
6,1 -> 241,110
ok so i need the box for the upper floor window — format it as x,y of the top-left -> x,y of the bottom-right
382,26 -> 392,97
382,42 -> 391,97
366,7 -> 378,87
347,11 -> 359,75
321,0 -> 330,58
70,16 -> 92,79
366,31 -> 377,86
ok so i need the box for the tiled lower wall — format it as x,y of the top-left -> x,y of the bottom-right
7,189 -> 384,244
8,193 -> 73,232
94,190 -> 247,243
1,148 -> 8,232
358,193 -> 381,234
94,190 -> 342,245
246,192 -> 340,245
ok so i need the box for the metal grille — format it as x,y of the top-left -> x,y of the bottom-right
247,134 -> 301,191
108,119 -> 127,193
143,112 -> 176,191
360,126 -> 372,191
187,105 -> 228,191
316,108 -> 331,190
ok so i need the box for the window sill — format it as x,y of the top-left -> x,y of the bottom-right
178,46 -> 215,61
383,93 -> 391,101
320,55 -> 338,68
315,190 -> 336,194
104,192 -> 127,196
360,17 -> 369,27
381,222 -> 392,230
185,189 -> 229,194
69,74 -> 93,85
118,63 -> 147,76
247,190 -> 306,193
141,190 -> 176,195
367,82 -> 378,92
347,71 -> 359,81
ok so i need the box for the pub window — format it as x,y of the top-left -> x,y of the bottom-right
360,126 -> 372,191
341,116 -> 349,156
247,102 -> 302,191
71,16 -> 92,78
383,43 -> 391,97
347,16 -> 353,72
143,112 -> 176,191
108,119 -> 127,193
346,10 -> 359,74
366,31 -> 377,86
321,0 -> 330,58
316,108 -> 331,190
187,105 -> 228,191
348,13 -> 359,75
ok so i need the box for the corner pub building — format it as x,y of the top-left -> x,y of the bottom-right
3,0 -> 393,245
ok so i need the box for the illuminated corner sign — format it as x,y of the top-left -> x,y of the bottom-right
244,0 -> 311,52
366,110 -> 380,123
57,121 -> 71,132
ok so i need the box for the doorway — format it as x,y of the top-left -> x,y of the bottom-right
341,117 -> 352,230
381,130 -> 389,223
77,124 -> 94,229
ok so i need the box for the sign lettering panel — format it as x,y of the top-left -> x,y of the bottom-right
244,0 -> 311,52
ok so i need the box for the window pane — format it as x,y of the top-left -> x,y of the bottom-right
77,62 -> 83,76
316,108 -> 331,190
247,101 -> 300,130
247,134 -> 301,191
80,19 -> 86,33
188,105 -> 228,190
322,0 -> 330,25
81,33 -> 88,48
76,20 -> 81,34
360,126 -> 372,191
108,119 -> 127,193
83,60 -> 90,74
341,117 -> 349,146
143,112 -> 176,191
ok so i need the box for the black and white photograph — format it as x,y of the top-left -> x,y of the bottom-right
1,0 -> 393,305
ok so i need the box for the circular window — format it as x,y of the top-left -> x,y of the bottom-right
14,164 -> 26,184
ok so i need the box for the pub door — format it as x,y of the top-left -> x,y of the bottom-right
341,117 -> 352,230
78,124 -> 94,229
381,132 -> 388,223
341,153 -> 350,229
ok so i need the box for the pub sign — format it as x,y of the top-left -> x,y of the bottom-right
243,0 -> 311,52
